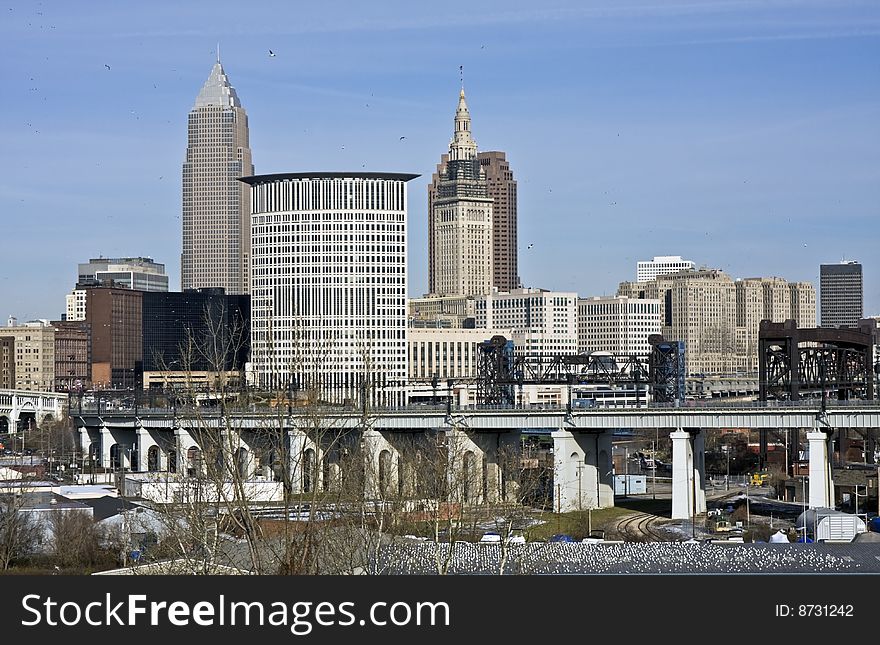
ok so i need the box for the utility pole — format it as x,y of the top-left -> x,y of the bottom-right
725,438 -> 730,491
652,437 -> 656,501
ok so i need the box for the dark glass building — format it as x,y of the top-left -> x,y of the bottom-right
141,288 -> 250,375
820,261 -> 863,328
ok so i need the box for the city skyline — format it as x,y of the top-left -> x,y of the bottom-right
2,0 -> 879,320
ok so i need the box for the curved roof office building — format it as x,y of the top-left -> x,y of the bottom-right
241,172 -> 418,407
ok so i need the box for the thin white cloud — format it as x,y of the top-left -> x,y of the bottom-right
102,0 -> 877,39
676,27 -> 880,45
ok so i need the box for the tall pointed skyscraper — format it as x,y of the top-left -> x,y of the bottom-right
428,89 -> 494,297
182,56 -> 254,294
428,90 -> 518,295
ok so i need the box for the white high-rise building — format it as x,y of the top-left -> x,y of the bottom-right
65,290 -> 88,322
637,255 -> 696,283
475,288 -> 577,357
577,296 -> 661,356
243,172 -> 416,406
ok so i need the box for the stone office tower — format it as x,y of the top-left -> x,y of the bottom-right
428,90 -> 517,295
181,56 -> 254,294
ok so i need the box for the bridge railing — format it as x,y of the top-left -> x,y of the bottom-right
67,397 -> 880,419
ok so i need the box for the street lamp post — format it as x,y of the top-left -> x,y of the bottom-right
745,480 -> 750,529
725,442 -> 730,491
651,437 -> 656,501
576,462 -> 583,512
801,475 -> 808,542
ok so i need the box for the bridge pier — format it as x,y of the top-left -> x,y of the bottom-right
362,428 -> 400,499
286,430 -> 307,493
445,428 -> 521,504
807,430 -> 834,508
671,429 -> 706,520
77,426 -> 93,457
553,429 -> 614,513
171,428 -> 201,475
135,426 -> 165,473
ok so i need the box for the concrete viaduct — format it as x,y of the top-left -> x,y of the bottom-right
71,402 -> 880,517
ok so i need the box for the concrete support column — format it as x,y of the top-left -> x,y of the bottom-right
399,456 -> 416,497
134,427 -> 149,473
287,430 -> 307,494
99,426 -> 113,470
326,462 -> 341,493
361,429 -> 386,499
78,427 -> 92,456
361,429 -> 381,499
693,430 -> 707,514
553,429 -> 614,513
484,459 -> 501,504
171,428 -> 188,475
671,430 -> 690,520
446,428 -> 486,505
671,429 -> 706,520
807,430 -> 833,508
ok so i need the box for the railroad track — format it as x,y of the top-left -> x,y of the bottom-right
615,512 -> 669,542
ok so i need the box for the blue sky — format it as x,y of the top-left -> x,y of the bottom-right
2,0 -> 878,320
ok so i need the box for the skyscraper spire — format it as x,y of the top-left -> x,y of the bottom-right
216,42 -> 221,64
194,58 -> 241,108
449,87 -> 477,161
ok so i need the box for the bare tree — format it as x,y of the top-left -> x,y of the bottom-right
0,492 -> 40,569
49,511 -> 103,569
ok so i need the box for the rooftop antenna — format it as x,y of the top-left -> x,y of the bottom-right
216,43 -> 221,64
459,65 -> 463,91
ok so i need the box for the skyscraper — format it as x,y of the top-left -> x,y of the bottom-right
242,172 -> 415,406
181,56 -> 253,295
480,152 -> 518,291
820,261 -> 863,328
428,89 -> 496,297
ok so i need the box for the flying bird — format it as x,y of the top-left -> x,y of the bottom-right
104,64 -> 111,70
268,49 -> 276,57
527,243 -> 534,249
399,136 -> 406,140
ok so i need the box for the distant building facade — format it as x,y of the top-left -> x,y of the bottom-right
66,257 -> 167,323
408,295 -> 476,329
620,271 -> 817,375
51,321 -> 90,392
141,288 -> 249,389
476,288 -> 578,357
636,255 -> 696,283
407,327 -> 509,382
3,321 -> 55,391
85,286 -> 143,389
820,261 -> 863,328
182,58 -> 253,295
0,336 -> 14,389
77,257 -> 168,292
577,296 -> 660,356
790,282 -> 817,329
